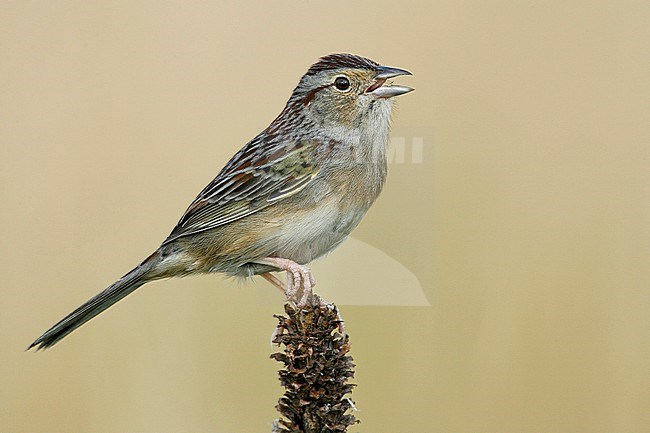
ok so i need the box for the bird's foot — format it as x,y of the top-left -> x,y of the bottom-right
258,257 -> 316,306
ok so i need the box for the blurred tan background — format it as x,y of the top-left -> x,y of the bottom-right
1,1 -> 649,432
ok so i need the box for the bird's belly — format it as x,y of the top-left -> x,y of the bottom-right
268,198 -> 364,265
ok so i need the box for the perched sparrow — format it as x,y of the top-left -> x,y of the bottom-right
29,53 -> 413,350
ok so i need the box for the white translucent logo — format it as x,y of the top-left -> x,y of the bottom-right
309,237 -> 430,306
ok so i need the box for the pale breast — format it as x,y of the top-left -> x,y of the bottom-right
268,194 -> 362,264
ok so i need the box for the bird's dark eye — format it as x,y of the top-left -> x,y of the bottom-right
334,76 -> 351,91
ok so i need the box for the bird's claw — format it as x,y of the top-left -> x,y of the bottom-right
256,257 -> 316,306
285,263 -> 315,306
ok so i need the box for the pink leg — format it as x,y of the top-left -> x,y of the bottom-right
261,272 -> 285,293
255,257 -> 316,306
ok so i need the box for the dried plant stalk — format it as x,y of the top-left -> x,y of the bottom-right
271,297 -> 357,433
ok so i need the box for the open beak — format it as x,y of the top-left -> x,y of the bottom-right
366,65 -> 414,98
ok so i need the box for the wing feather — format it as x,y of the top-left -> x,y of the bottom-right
163,136 -> 326,244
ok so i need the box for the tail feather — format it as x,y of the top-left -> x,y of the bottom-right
29,257 -> 158,350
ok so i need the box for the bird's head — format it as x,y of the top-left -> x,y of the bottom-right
287,54 -> 413,134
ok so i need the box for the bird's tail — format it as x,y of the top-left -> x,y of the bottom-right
29,252 -> 162,350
